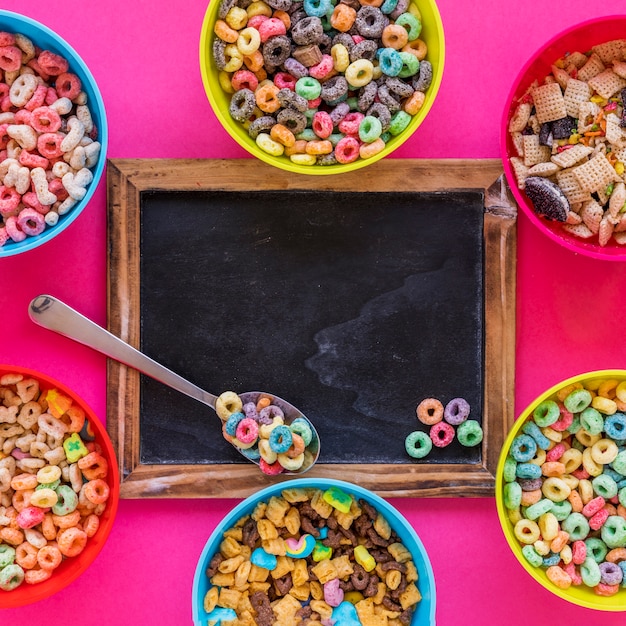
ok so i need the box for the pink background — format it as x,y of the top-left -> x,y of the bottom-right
1,1 -> 626,624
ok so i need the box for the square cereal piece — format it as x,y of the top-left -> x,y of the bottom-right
588,69 -> 626,99
577,52 -> 606,82
508,101 -> 532,132
577,101 -> 602,133
528,162 -> 560,177
510,131 -> 525,157
563,78 -> 592,118
310,558 -> 338,584
399,582 -> 422,610
609,181 -> 626,219
580,198 -> 604,234
218,587 -> 243,610
550,144 -> 594,169
532,82 -> 567,124
612,60 -> 626,79
605,113 -> 626,148
522,134 -> 551,167
280,487 -> 311,503
510,156 -> 529,189
592,39 -> 626,64
563,222 -> 594,239
572,151 -> 620,193
564,51 -> 589,69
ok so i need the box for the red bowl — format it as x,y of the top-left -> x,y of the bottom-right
501,16 -> 626,261
0,365 -> 119,607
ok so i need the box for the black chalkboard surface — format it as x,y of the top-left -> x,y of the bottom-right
106,159 -> 516,498
138,189 -> 483,466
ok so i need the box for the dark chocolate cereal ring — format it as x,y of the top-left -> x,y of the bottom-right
229,88 -> 256,123
332,32 -> 355,52
276,108 -> 308,134
291,16 -> 324,45
212,39 -> 228,70
321,75 -> 349,103
329,101 -> 350,126
376,84 -> 401,112
277,88 -> 308,112
385,76 -> 414,98
262,35 -> 292,66
357,81 -> 378,111
247,115 -> 277,139
266,0 -> 293,9
366,102 -> 391,131
350,39 -> 378,62
218,0 -> 238,20
355,6 -> 387,39
412,60 -> 433,92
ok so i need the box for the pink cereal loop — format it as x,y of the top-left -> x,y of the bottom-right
24,84 -> 48,111
37,50 -> 69,76
30,106 -> 62,133
546,442 -> 566,462
312,111 -> 333,139
273,72 -> 296,90
309,55 -> 334,80
338,112 -> 364,135
258,17 -> 287,42
5,215 -> 26,242
37,132 -> 64,159
16,207 -> 45,236
19,149 -> 49,170
335,136 -> 360,164
0,185 -> 21,217
231,69 -> 259,91
0,45 -> 22,72
55,72 -> 82,100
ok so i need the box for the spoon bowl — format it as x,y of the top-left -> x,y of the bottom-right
28,295 -> 320,474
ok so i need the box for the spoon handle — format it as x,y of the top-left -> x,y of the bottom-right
28,295 -> 218,409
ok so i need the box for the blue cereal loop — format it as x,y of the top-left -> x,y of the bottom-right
515,462 -> 542,480
605,412 -> 626,441
542,552 -> 561,567
224,412 -> 245,437
510,434 -> 537,462
269,425 -> 293,454
380,0 -> 399,14
522,421 -> 551,450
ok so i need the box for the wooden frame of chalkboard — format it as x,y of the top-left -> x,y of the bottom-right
106,159 -> 516,499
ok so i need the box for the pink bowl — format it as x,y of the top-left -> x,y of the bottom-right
501,16 -> 626,261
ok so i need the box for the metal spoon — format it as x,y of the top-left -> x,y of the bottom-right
28,294 -> 320,474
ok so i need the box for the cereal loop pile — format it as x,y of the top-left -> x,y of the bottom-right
0,372 -> 112,591
0,30 -> 101,247
216,391 -> 317,475
211,0 -> 433,167
203,485 -> 422,624
508,38 -> 626,246
502,377 -> 626,596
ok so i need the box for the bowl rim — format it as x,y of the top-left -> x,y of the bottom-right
0,9 -> 108,258
500,15 -> 626,262
0,363 -> 119,608
191,477 -> 437,625
495,368 -> 626,611
198,0 -> 446,176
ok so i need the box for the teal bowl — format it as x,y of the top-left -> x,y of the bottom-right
192,478 -> 436,625
0,10 -> 107,257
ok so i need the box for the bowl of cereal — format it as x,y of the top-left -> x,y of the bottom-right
0,10 -> 107,257
501,16 -> 626,261
0,365 -> 119,607
199,0 -> 444,175
496,369 -> 626,610
192,478 -> 436,624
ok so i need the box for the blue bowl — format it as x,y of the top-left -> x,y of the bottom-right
192,478 -> 436,625
0,10 -> 107,257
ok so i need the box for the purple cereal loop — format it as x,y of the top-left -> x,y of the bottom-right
599,561 -> 623,585
243,402 -> 260,421
518,477 -> 543,491
385,76 -> 414,98
329,101 -> 350,126
321,76 -> 348,104
389,0 -> 409,20
283,57 -> 309,79
259,404 -> 284,424
444,397 -> 470,426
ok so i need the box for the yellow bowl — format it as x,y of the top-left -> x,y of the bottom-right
496,370 -> 626,611
199,0 -> 444,175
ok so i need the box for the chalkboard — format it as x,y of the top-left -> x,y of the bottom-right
106,159 -> 517,498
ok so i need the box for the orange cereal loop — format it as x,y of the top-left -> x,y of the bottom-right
10,472 -> 38,491
381,24 -> 408,50
77,451 -> 108,480
82,513 -> 100,538
52,509 -> 81,529
567,489 -> 583,513
83,479 -> 110,505
520,488 -> 542,507
606,548 -> 626,563
272,10 -> 291,29
358,0 -> 383,6
330,3 -> 357,32
270,123 -> 296,147
556,382 -> 584,402
15,542 -> 38,569
305,140 -> 333,155
12,488 -> 34,513
256,396 -> 272,411
284,139 -> 307,156
255,83 -> 281,113
597,379 -> 619,399
541,461 -> 566,477
546,565 -> 572,590
0,526 -> 24,546
416,398 -> 444,426
214,19 -> 239,43
254,67 -> 268,83
24,566 -> 52,585
41,513 -> 57,541
244,50 -> 264,72
57,526 -> 88,558
618,504 -> 626,519
402,39 -> 428,61
550,530 -> 570,553
62,404 -> 86,433
403,90 -> 425,115
359,137 -> 385,159
37,544 -> 62,571
45,388 -> 73,418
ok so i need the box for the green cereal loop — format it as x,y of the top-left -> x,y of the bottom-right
397,52 -> 420,78
561,512 -> 590,541
52,484 -> 78,516
613,450 -> 626,476
601,515 -> 626,549
290,417 -> 313,447
525,498 -> 554,521
388,110 -> 411,136
346,96 -> 359,110
297,129 -> 318,141
503,481 -> 522,509
358,115 -> 382,143
619,486 -> 626,508
0,563 -> 24,591
328,133 -> 344,146
36,479 -> 61,491
457,420 -> 484,447
503,456 -> 517,482
566,415 -> 582,435
592,474 -> 618,500
404,430 -> 433,459
395,12 -> 422,41
580,556 -> 602,587
0,544 -> 16,568
532,400 -> 560,427
521,544 -> 543,568
580,407 -> 604,435
550,499 -> 572,521
564,388 -> 593,413
295,76 -> 322,100
585,537 -> 608,563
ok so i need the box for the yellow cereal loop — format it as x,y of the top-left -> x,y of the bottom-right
290,153 -> 317,166
331,44 -> 350,73
616,381 -> 626,403
225,6 -> 248,29
223,44 -> 244,72
591,438 -> 618,465
218,71 -> 235,94
236,27 -> 261,56
246,0 -> 272,17
538,512 -> 559,541
345,59 -> 374,88
542,477 -> 571,502
591,395 -> 617,415
581,447 -> 603,476
514,518 -> 540,544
